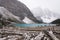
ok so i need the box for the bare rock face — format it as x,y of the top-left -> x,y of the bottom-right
0,0 -> 42,23
0,7 -> 25,26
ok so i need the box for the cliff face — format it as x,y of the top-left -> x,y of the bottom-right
0,0 -> 42,23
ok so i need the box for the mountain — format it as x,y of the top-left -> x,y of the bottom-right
23,17 -> 35,24
0,0 -> 42,23
36,16 -> 43,22
51,19 -> 60,24
32,7 -> 60,23
0,7 -> 26,26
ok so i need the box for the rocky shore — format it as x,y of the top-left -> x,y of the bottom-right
0,27 -> 59,40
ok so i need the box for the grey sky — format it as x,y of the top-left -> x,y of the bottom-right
18,0 -> 60,13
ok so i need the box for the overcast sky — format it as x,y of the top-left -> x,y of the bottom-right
18,0 -> 60,13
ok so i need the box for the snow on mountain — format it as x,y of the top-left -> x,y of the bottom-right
41,15 -> 57,23
0,0 -> 42,23
23,17 -> 35,24
31,7 -> 60,23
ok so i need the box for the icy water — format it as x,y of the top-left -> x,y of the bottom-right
15,24 -> 56,27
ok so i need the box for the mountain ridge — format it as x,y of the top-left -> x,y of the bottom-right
31,7 -> 60,23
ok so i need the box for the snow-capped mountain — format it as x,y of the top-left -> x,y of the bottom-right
31,7 -> 60,23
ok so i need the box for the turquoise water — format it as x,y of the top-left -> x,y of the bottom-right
14,24 -> 56,27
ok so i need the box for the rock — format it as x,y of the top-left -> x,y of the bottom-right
0,7 -> 25,26
0,0 -> 42,23
0,28 -> 59,40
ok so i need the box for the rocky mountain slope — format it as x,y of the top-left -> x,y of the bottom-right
51,19 -> 60,24
0,0 -> 42,23
0,7 -> 26,26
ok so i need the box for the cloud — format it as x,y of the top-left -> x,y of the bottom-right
18,0 -> 60,13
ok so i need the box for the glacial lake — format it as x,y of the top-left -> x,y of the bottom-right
15,24 -> 56,27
